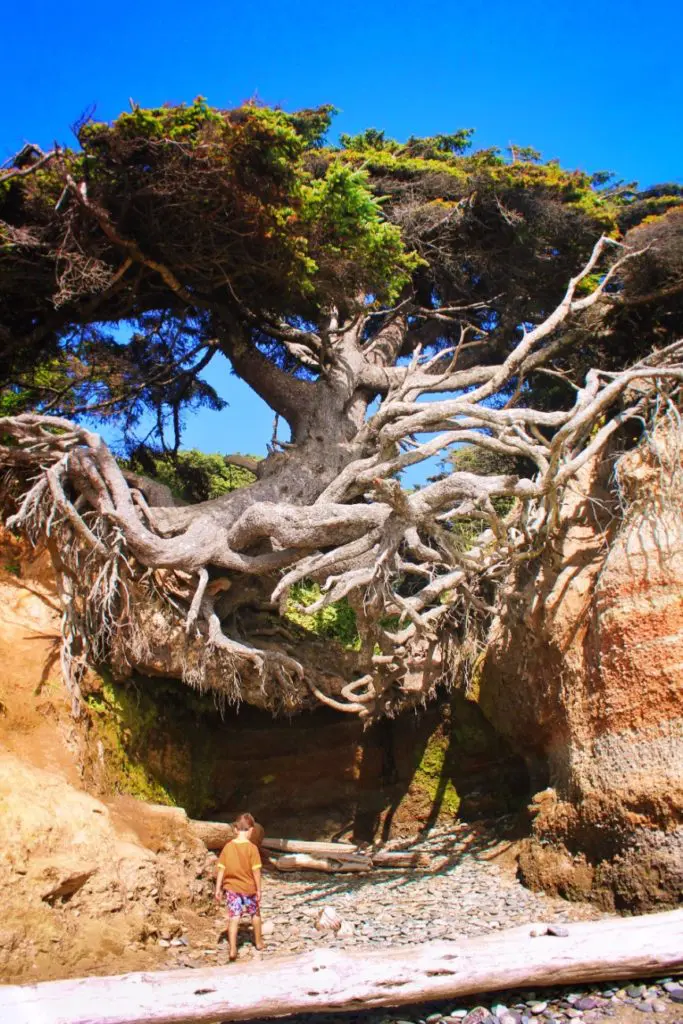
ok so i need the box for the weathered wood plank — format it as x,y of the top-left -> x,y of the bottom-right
3,909 -> 682,1024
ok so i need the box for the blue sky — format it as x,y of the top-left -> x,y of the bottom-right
3,0 -> 681,479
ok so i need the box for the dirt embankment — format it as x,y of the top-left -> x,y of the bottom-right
0,535 -> 220,983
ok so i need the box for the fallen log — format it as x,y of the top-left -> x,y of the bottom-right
261,837 -> 359,856
187,827 -> 363,858
4,909 -> 682,1024
271,852 -> 371,873
371,850 -> 430,868
188,820 -> 235,850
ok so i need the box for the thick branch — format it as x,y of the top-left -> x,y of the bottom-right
218,329 -> 316,435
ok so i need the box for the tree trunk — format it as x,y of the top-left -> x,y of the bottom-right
4,909 -> 682,1024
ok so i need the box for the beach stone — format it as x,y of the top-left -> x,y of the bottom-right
651,1001 -> 667,1013
669,990 -> 683,1004
546,925 -> 569,937
463,1007 -> 496,1024
635,1003 -> 654,1013
530,1004 -> 548,1015
575,999 -> 598,1011
628,986 -> 647,999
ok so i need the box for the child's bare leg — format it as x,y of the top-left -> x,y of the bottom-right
228,917 -> 239,960
252,914 -> 264,950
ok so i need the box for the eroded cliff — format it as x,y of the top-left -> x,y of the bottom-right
479,425 -> 683,910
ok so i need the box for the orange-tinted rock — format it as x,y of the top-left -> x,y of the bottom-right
480,428 -> 683,910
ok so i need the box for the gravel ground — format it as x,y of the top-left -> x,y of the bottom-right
161,822 -> 681,1024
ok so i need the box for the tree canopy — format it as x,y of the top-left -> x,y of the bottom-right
1,100 -> 682,717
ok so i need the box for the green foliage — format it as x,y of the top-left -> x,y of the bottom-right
300,162 -> 425,301
128,449 -> 258,504
287,105 -> 338,148
285,580 -> 360,649
340,128 -> 396,152
3,99 -> 682,437
0,358 -> 74,416
401,130 -> 475,158
340,128 -> 474,159
508,144 -> 542,164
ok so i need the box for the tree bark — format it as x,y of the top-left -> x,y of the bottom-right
3,909 -> 682,1024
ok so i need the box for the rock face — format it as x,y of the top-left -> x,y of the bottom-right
479,428 -> 683,910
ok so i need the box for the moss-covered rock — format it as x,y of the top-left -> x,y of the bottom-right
84,673 -> 223,816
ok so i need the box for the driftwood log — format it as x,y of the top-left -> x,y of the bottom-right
189,825 -> 428,870
272,852 -> 371,873
188,820 -> 235,850
371,850 -> 430,868
4,909 -> 682,1024
186,822 -> 363,859
261,837 -> 359,856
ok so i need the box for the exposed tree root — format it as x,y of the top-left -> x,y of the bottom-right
2,239 -> 682,717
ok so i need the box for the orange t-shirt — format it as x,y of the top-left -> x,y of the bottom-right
217,839 -> 262,895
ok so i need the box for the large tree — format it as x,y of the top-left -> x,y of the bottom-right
1,100 -> 682,717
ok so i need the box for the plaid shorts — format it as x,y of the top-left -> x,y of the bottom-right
223,890 -> 260,919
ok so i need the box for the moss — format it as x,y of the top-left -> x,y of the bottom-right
86,677 -> 176,805
412,732 -> 461,816
86,672 -> 221,812
465,650 -> 486,702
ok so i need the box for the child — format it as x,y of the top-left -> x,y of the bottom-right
215,812 -> 264,961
